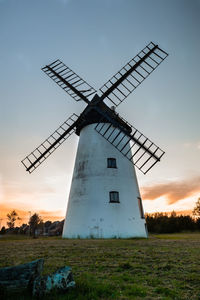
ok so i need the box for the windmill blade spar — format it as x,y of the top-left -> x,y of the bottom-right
42,60 -> 97,104
21,113 -> 79,173
94,110 -> 164,174
99,42 -> 168,107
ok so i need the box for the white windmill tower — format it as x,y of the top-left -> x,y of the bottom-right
22,42 -> 168,238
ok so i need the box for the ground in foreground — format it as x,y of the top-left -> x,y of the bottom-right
0,233 -> 199,299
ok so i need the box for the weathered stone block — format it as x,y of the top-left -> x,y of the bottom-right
0,259 -> 44,292
32,266 -> 75,297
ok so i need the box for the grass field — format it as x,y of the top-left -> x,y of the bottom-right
0,233 -> 200,299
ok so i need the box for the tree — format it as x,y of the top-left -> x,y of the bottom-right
29,213 -> 43,238
0,226 -> 6,234
146,212 -> 196,233
193,198 -> 200,218
44,220 -> 52,235
7,210 -> 21,229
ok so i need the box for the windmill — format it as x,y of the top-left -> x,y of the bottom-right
22,42 -> 168,238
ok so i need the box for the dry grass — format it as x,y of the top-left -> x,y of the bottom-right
0,233 -> 200,299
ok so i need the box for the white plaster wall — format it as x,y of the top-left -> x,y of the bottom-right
62,123 -> 147,238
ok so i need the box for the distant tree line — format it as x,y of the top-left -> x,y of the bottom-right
0,210 -> 64,237
146,212 -> 200,233
146,198 -> 200,233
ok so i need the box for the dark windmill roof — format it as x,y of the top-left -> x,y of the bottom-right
75,101 -> 132,135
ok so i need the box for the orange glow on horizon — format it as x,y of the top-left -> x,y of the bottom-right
0,199 -> 195,229
0,204 -> 64,228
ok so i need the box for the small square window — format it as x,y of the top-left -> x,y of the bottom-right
109,191 -> 120,203
107,158 -> 117,168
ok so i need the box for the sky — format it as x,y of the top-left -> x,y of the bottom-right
0,0 -> 200,227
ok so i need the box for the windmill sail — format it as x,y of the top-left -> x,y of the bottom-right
21,113 -> 79,173
22,42 -> 168,175
99,42 -> 168,107
95,115 -> 164,174
42,60 -> 97,103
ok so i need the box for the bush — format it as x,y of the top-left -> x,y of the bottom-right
146,212 -> 198,233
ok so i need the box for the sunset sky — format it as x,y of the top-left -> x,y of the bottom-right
0,0 -> 200,228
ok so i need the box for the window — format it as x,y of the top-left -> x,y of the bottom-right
109,191 -> 120,203
107,158 -> 117,168
138,197 -> 145,218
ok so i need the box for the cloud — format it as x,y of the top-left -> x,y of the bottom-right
183,142 -> 192,148
141,176 -> 200,204
2,179 -> 56,200
183,141 -> 200,150
38,210 -> 63,217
